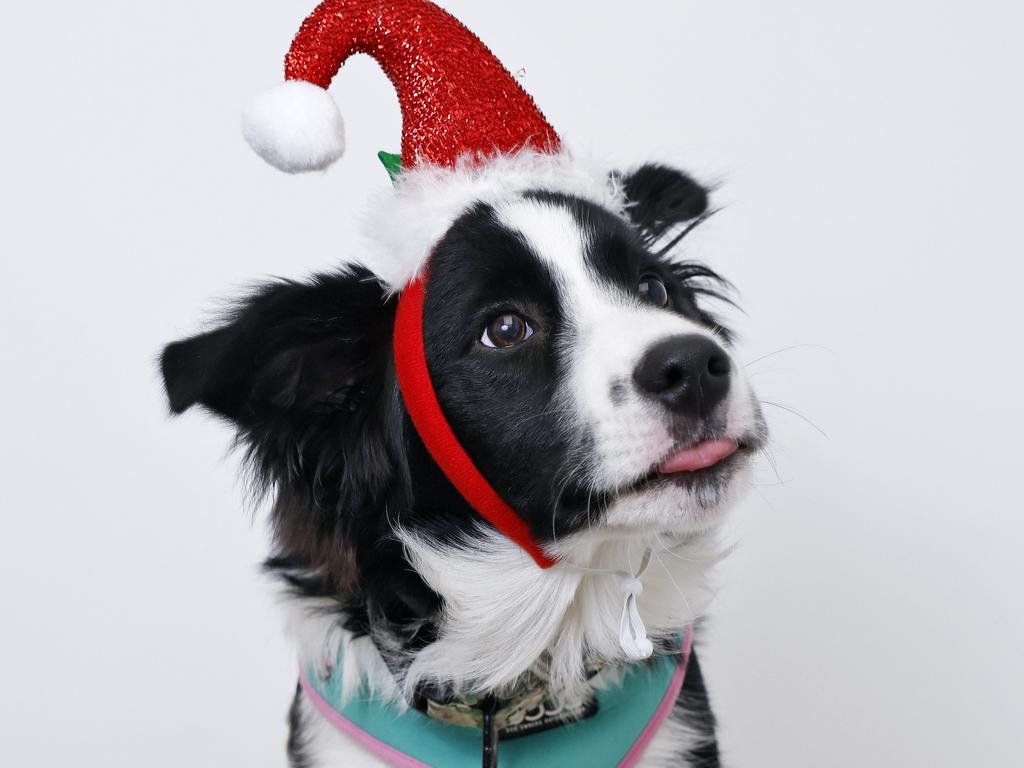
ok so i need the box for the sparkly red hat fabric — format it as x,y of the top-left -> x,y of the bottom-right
284,0 -> 561,168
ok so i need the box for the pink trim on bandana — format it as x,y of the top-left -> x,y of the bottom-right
619,625 -> 693,768
299,672 -> 430,768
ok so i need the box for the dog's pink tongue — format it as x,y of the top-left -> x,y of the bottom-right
659,438 -> 739,474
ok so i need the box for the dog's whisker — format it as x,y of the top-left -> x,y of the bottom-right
752,485 -> 780,514
742,343 -> 832,369
654,552 -> 695,619
505,405 -> 576,429
758,445 -> 784,485
747,367 -> 794,381
654,208 -> 721,258
584,485 -> 595,533
548,453 -> 590,545
760,399 -> 828,438
653,535 -> 704,563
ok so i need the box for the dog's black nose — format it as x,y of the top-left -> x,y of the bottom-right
633,334 -> 731,416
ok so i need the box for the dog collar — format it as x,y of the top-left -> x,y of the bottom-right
300,627 -> 691,768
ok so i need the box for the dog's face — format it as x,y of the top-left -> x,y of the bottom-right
423,188 -> 763,546
161,163 -> 763,589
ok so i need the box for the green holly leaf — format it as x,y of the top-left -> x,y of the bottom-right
378,151 -> 402,183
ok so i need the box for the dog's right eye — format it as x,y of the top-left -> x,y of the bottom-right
638,274 -> 670,308
481,313 -> 534,349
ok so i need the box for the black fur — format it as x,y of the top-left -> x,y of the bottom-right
677,650 -> 721,767
287,683 -> 313,768
161,164 -> 726,765
619,163 -> 709,242
161,267 -> 404,591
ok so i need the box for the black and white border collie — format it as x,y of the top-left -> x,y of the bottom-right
161,154 -> 766,767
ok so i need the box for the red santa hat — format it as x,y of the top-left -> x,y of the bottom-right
243,0 -> 559,173
242,0 -> 624,569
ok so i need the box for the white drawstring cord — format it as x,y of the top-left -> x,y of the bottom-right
561,548 -> 655,660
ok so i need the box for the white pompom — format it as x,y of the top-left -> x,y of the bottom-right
241,80 -> 346,173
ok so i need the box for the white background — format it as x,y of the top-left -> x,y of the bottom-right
3,1 -> 1022,765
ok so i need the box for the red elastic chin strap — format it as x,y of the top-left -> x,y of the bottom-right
393,271 -> 557,569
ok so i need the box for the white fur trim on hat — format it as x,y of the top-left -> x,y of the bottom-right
359,149 -> 627,290
242,80 -> 346,173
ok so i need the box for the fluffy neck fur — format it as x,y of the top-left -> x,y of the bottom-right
280,526 -> 722,712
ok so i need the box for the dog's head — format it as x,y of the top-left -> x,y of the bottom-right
161,160 -> 765,696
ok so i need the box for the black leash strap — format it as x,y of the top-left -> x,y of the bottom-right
481,695 -> 499,768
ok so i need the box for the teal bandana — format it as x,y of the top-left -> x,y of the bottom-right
299,628 -> 691,768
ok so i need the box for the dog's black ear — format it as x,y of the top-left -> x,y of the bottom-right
161,266 -> 400,592
161,265 -> 399,509
161,267 -> 394,427
617,164 -> 709,242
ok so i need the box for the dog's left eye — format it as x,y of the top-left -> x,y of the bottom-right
480,313 -> 534,348
638,274 -> 670,308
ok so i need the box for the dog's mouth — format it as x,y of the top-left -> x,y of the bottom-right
555,433 -> 762,520
657,437 -> 739,473
614,434 -> 758,498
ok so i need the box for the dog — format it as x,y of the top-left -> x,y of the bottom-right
162,155 -> 766,766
